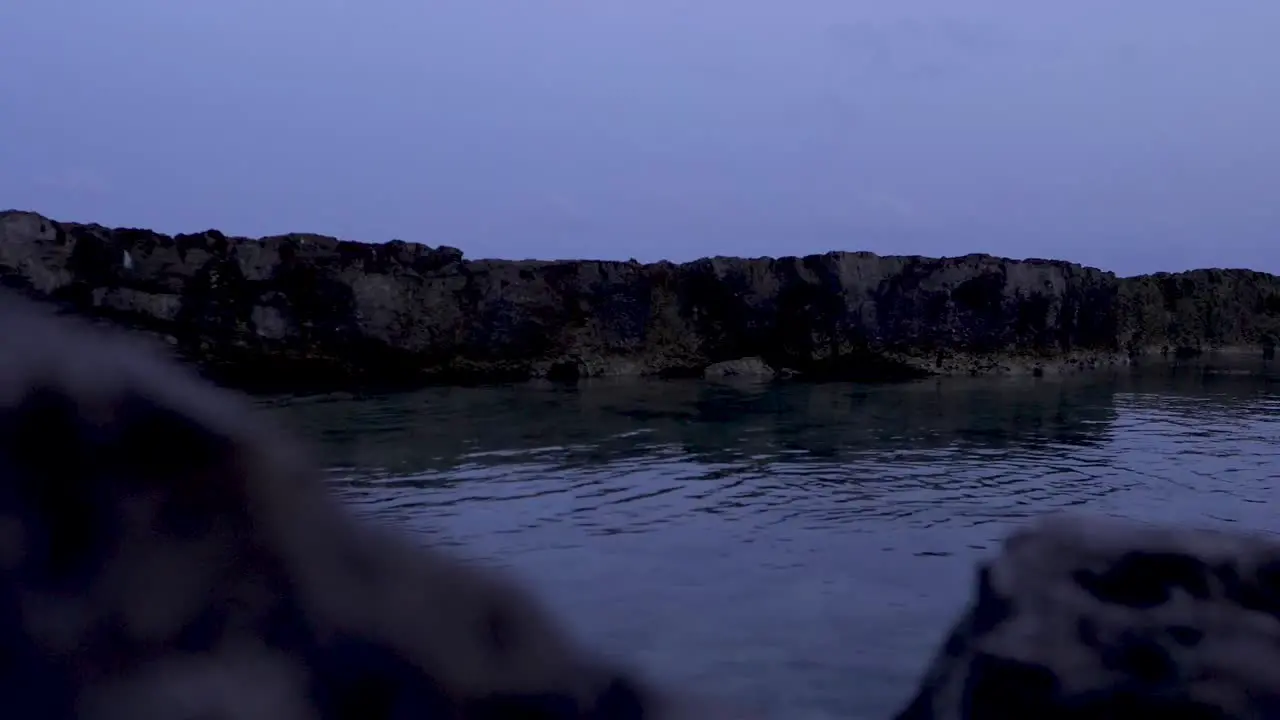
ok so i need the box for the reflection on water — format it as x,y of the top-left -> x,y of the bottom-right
261,367 -> 1280,719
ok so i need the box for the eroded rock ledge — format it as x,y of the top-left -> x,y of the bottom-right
3,210 -> 1280,392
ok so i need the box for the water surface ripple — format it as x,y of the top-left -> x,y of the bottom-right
262,368 -> 1280,719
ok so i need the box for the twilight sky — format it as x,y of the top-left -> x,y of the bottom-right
2,1 -> 1278,275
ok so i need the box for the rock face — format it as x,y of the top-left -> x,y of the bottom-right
895,515 -> 1280,719
0,293 -> 737,719
3,210 -> 1280,392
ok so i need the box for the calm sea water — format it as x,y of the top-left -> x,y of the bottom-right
261,366 -> 1280,719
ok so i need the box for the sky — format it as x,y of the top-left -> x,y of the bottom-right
2,1 -> 1278,275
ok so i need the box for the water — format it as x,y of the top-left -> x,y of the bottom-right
260,367 -> 1280,719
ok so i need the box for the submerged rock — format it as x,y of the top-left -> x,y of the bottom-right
895,515 -> 1280,719
703,356 -> 775,380
4,210 -> 1280,392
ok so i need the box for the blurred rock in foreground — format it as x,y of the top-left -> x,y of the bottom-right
896,515 -> 1280,720
4,210 -> 1280,393
0,293 -> 727,719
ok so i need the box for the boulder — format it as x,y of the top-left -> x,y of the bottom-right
703,356 -> 775,380
0,294 -> 728,719
895,515 -> 1280,719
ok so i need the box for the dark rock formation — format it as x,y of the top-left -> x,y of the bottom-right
895,515 -> 1280,720
702,356 -> 775,380
3,210 -> 1280,392
0,293 -> 743,719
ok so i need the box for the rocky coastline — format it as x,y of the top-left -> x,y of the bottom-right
3,292 -> 1279,718
3,210 -> 1279,393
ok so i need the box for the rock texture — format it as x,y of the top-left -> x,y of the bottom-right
3,210 -> 1280,392
895,515 -> 1280,720
0,293 -> 742,719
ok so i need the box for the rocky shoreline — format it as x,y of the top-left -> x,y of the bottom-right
3,210 -> 1279,393
3,292 -> 1280,719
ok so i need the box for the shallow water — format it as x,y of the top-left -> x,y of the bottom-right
262,366 -> 1280,719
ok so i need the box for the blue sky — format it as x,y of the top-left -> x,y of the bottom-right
2,1 -> 1278,275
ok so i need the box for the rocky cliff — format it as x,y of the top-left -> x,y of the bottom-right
3,210 -> 1279,392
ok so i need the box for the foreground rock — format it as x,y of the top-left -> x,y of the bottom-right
0,294 -> 732,719
896,515 -> 1280,719
3,211 -> 1280,392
